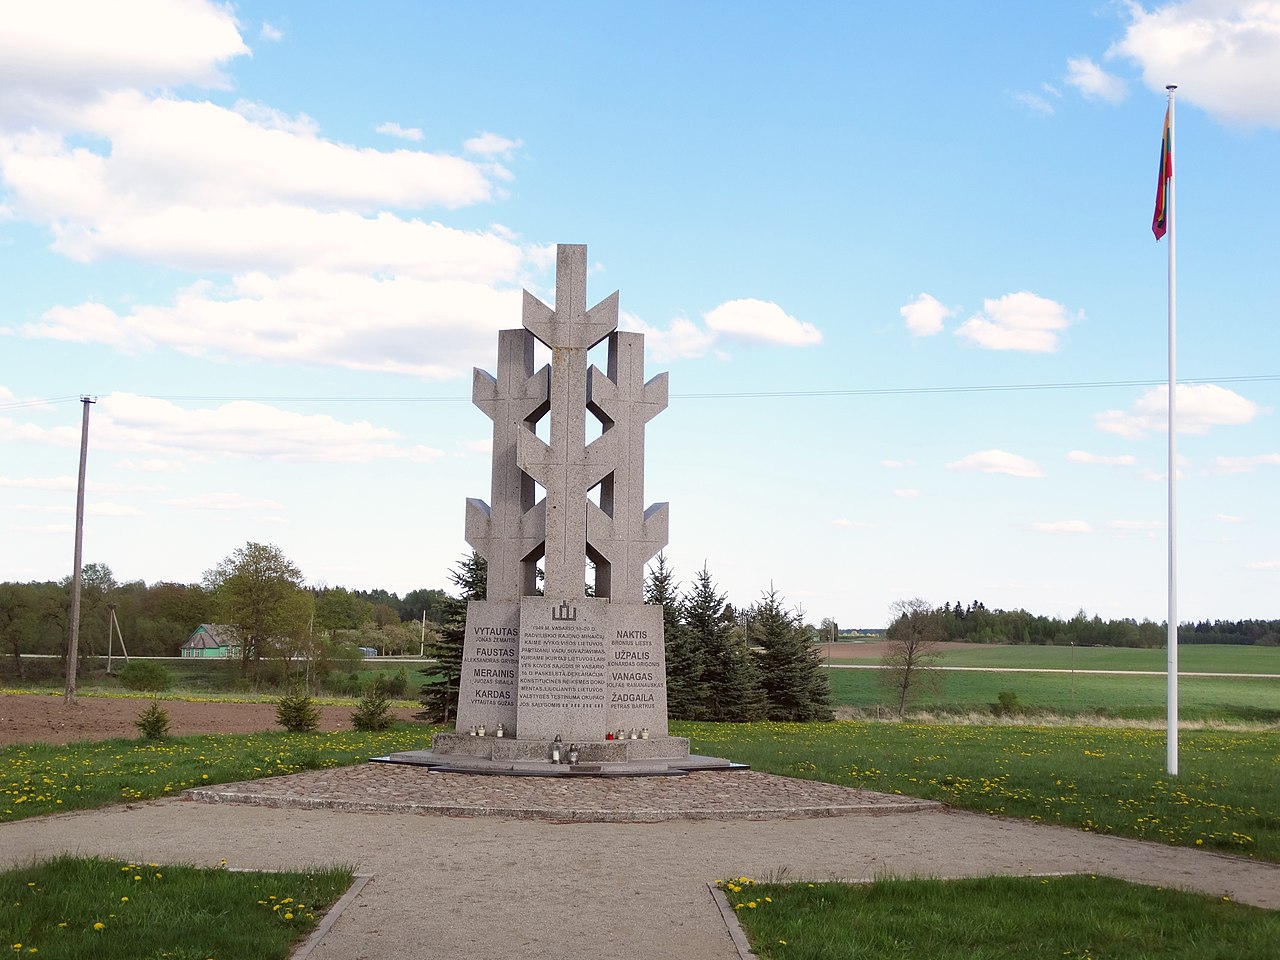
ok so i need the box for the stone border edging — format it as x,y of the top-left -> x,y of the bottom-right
291,873 -> 372,959
708,883 -> 758,960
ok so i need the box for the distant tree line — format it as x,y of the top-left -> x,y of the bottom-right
918,600 -> 1279,648
417,552 -> 834,724
0,546 -> 454,681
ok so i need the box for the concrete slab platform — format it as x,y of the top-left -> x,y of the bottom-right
184,762 -> 941,822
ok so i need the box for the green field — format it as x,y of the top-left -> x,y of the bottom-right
681,720 -> 1279,859
10,655 -> 427,699
723,875 -> 1280,960
826,666 -> 1280,722
0,856 -> 353,960
830,642 -> 1280,674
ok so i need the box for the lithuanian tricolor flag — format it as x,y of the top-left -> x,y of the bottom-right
1152,105 -> 1173,240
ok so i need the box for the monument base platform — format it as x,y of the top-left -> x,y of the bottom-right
380,734 -> 743,777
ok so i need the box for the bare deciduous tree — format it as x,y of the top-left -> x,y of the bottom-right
881,598 -> 943,718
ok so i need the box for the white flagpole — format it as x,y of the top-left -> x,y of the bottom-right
1165,84 -> 1179,777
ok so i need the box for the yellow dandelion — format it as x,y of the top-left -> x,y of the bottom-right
120,897 -> 129,902
93,923 -> 105,931
284,912 -> 294,920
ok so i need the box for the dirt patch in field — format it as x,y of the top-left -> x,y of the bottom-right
0,693 -> 423,747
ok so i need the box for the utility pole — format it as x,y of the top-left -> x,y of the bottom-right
64,396 -> 95,704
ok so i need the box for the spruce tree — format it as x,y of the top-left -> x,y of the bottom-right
644,553 -> 707,720
417,552 -> 486,723
684,565 -> 766,721
749,586 -> 834,722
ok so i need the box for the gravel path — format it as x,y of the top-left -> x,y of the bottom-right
2,764 -> 1277,959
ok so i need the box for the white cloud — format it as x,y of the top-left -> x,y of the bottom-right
955,292 -> 1079,352
899,293 -> 953,337
91,502 -> 145,517
881,459 -> 914,468
622,300 -> 818,361
832,518 -> 875,529
14,501 -> 142,517
1247,560 -> 1280,569
1214,452 -> 1280,473
376,121 -> 424,142
1065,56 -> 1129,103
24,270 -> 523,379
1067,450 -> 1137,466
464,132 -> 523,157
0,475 -> 74,490
117,457 -> 188,473
621,312 -> 719,362
1031,520 -> 1093,533
260,22 -> 284,42
2,393 -> 446,464
0,92 -> 502,264
1107,519 -> 1162,531
1013,91 -> 1056,116
0,474 -> 159,495
947,449 -> 1045,478
1112,0 -> 1280,127
0,1 -> 248,127
19,523 -> 73,535
704,299 -> 821,346
162,493 -> 284,511
1215,512 -> 1244,523
1096,384 -> 1261,438
892,488 -> 921,499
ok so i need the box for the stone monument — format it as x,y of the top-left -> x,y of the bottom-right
391,244 -> 733,774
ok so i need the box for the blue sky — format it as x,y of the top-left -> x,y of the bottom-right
1,1 -> 1277,628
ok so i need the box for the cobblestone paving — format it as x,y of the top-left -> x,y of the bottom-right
186,762 -> 941,821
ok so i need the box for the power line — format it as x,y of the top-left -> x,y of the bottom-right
2,374 -> 1278,411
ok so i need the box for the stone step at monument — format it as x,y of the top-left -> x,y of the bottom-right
375,750 -> 746,778
428,731 -> 691,763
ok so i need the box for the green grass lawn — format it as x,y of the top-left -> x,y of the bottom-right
721,875 -> 1280,960
0,726 -> 435,823
678,720 -> 1280,860
0,855 -> 352,960
826,667 -> 1280,722
829,643 -> 1280,674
